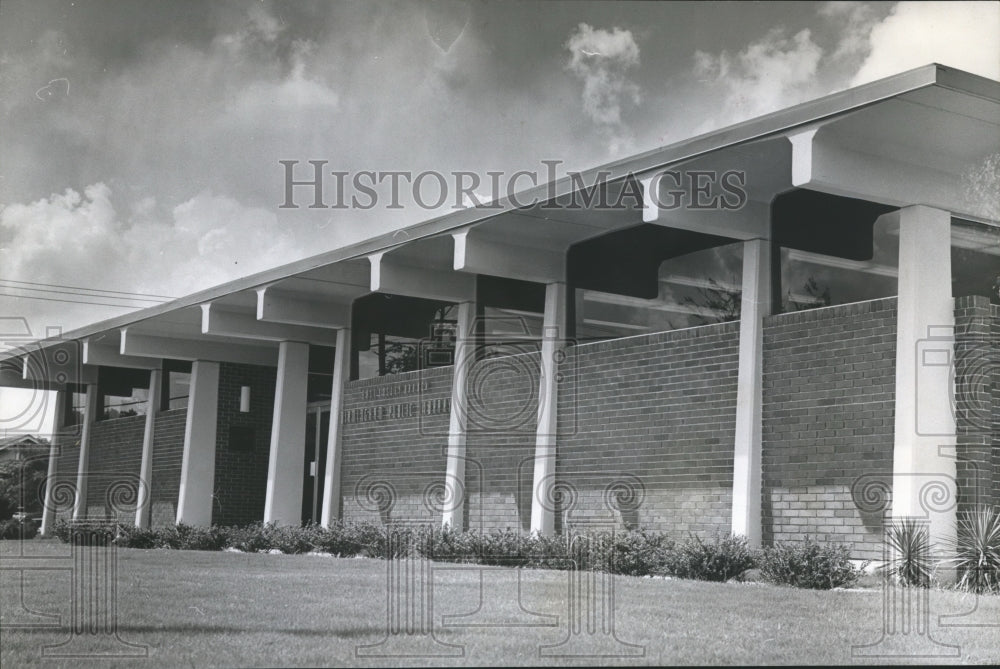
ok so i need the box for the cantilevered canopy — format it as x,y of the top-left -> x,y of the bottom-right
3,64 -> 997,381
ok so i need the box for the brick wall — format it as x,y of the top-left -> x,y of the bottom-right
212,362 -> 275,526
150,408 -> 186,526
85,414 -> 145,520
761,297 -> 897,560
556,322 -> 740,537
992,304 -> 1000,508
53,422 -> 82,523
340,366 -> 453,524
954,296 -> 996,515
464,349 -> 540,531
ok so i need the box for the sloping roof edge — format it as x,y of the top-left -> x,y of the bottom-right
7,64 -> 999,357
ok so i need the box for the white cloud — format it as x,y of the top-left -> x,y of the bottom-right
565,23 -> 641,155
0,183 -> 304,333
693,28 -> 824,131
851,1 -> 1000,85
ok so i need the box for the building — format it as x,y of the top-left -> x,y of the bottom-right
0,435 -> 50,464
1,64 -> 997,560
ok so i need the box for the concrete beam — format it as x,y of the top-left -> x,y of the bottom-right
21,348 -> 98,386
202,303 -> 338,346
176,361 -> 220,526
452,230 -> 565,284
256,286 -> 352,329
642,173 -> 769,239
264,341 -> 310,526
83,340 -> 162,370
121,328 -> 278,367
369,251 -> 475,302
789,128 -> 978,220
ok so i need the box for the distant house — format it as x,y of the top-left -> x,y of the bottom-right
0,435 -> 50,464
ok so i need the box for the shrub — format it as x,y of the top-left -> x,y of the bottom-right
665,534 -> 755,582
947,506 -> 1000,595
159,524 -> 227,551
881,518 -> 932,587
604,530 -> 675,576
312,522 -> 366,557
758,539 -> 866,589
264,523 -> 320,554
114,525 -> 162,549
0,517 -> 39,540
224,522 -> 272,552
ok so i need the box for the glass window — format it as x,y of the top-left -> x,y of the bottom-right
951,219 -> 1000,302
575,241 -> 744,343
101,387 -> 148,420
780,214 -> 898,312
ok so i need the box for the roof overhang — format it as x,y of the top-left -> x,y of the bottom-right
4,64 -> 998,379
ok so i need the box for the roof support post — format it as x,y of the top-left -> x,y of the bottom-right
72,383 -> 98,520
530,282 -> 568,535
176,361 -> 220,526
892,206 -> 957,564
39,387 -> 67,536
320,328 -> 351,527
731,237 -> 774,545
264,341 -> 310,525
134,368 -> 160,529
442,301 -> 475,530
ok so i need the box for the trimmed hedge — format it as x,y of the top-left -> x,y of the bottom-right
48,520 -> 875,590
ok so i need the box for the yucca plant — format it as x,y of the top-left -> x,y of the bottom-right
945,506 -> 1000,594
881,518 -> 933,587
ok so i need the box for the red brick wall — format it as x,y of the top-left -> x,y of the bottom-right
149,408 -> 186,526
339,366 -> 453,524
53,422 -> 82,522
85,414 -> 145,519
993,304 -> 1000,508
556,322 -> 740,537
464,349 -> 540,531
954,296 -> 996,515
761,297 -> 897,560
212,362 -> 275,526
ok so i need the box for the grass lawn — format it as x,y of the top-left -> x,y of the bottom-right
2,539 -> 999,667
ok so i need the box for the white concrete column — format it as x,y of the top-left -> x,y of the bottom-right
892,205 -> 957,550
40,387 -> 67,535
176,361 -> 220,526
442,301 -> 475,530
264,341 -> 310,525
320,328 -> 350,527
530,283 -> 568,535
72,384 -> 98,521
134,368 -> 161,528
731,238 -> 773,545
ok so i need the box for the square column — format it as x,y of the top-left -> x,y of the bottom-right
72,384 -> 99,520
320,328 -> 350,527
264,341 -> 310,525
134,368 -> 160,528
731,238 -> 773,544
530,282 -> 567,535
176,361 -> 220,526
442,301 -> 475,530
892,206 -> 957,550
39,387 -> 67,535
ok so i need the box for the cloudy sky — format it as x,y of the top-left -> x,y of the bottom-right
0,0 -> 998,342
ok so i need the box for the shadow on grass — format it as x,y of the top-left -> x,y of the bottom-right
7,625 -> 387,639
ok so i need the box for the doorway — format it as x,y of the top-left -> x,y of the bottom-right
302,404 -> 330,524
